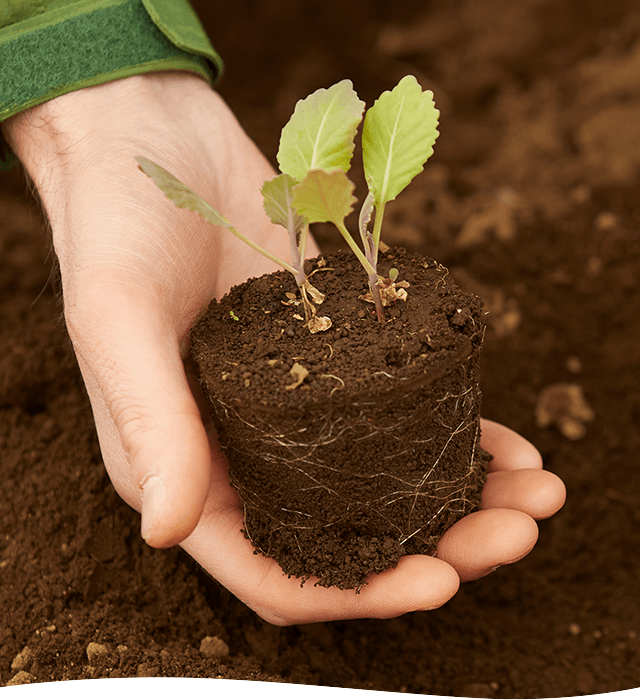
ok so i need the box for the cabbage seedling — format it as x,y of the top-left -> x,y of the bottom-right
136,75 -> 439,327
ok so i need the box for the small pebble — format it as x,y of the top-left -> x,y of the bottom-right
6,671 -> 36,686
86,642 -> 109,663
200,635 -> 230,659
11,646 -> 32,671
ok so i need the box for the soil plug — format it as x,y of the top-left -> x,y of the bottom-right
191,248 -> 488,589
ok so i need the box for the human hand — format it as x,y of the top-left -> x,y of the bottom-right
3,71 -> 302,545
3,73 -> 565,625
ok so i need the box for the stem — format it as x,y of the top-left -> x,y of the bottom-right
298,224 -> 310,266
335,220 -> 378,278
371,199 -> 387,273
226,223 -> 299,278
358,191 -> 376,264
369,273 -> 385,322
287,214 -> 303,284
335,220 -> 385,322
364,230 -> 376,268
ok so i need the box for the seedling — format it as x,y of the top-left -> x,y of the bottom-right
136,75 -> 439,328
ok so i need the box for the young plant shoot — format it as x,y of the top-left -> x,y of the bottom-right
136,75 -> 439,328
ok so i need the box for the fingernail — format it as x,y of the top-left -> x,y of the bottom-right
490,565 -> 502,573
141,475 -> 166,542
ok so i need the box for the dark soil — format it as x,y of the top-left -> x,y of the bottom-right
2,0 -> 640,695
191,248 -> 487,589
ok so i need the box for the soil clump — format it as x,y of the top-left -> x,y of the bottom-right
191,249 -> 487,588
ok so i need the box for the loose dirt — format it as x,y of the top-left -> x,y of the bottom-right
2,0 -> 640,695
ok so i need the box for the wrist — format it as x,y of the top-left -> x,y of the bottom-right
2,96 -> 70,188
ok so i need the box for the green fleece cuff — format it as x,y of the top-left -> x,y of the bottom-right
0,0 -> 223,169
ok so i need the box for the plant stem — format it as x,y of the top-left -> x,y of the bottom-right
288,234 -> 306,287
299,225 -> 310,266
371,200 -> 386,272
335,220 -> 377,277
335,220 -> 385,321
227,223 -> 299,278
369,273 -> 385,322
359,191 -> 376,264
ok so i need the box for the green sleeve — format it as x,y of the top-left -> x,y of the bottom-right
0,0 -> 224,169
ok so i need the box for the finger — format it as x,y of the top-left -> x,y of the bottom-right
70,286 -> 211,549
182,484 -> 460,626
482,469 -> 566,520
436,508 -> 539,582
256,555 -> 461,626
480,418 -> 543,471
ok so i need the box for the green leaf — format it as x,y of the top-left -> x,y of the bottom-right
135,156 -> 234,230
261,173 -> 306,232
277,80 -> 365,181
362,75 -> 439,207
136,156 -> 297,275
291,169 -> 357,225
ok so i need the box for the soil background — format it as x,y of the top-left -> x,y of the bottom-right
1,0 -> 640,696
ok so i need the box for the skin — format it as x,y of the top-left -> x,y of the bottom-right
2,72 -> 566,625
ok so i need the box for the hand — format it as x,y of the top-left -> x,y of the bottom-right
3,72 -> 300,545
3,74 -> 566,625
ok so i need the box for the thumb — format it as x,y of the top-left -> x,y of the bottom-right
69,290 -> 212,549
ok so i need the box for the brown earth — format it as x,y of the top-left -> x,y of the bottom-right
2,0 -> 640,695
